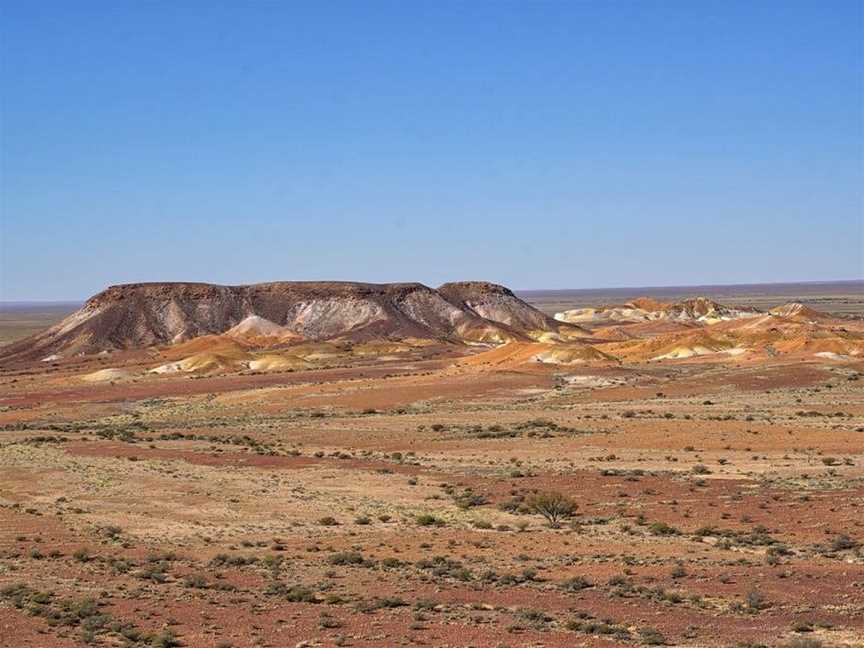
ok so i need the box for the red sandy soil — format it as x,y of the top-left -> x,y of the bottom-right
1,344 -> 862,647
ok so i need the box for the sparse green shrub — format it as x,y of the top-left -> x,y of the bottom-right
527,492 -> 577,528
453,490 -> 488,509
830,534 -> 859,551
327,551 -> 366,566
648,522 -> 679,536
265,582 -> 318,602
559,576 -> 593,592
745,589 -> 769,612
415,513 -> 445,527
150,629 -> 181,647
183,574 -> 209,589
99,526 -> 122,540
638,627 -> 666,645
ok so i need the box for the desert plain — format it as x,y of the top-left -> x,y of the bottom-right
0,280 -> 862,648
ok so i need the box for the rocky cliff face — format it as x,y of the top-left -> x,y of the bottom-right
1,280 -> 585,362
437,282 -> 563,333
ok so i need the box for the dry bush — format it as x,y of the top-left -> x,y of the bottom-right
527,492 -> 577,528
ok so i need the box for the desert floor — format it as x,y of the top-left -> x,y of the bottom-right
1,344 -> 862,648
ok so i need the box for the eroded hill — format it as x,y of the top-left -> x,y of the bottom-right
0,281 -> 587,363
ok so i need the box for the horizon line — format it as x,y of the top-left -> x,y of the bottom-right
1,277 -> 861,305
515,277 -> 863,293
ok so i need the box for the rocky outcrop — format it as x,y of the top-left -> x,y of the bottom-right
1,280 -> 586,362
555,296 -> 760,325
437,282 -> 568,334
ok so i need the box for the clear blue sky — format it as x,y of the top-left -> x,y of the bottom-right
1,1 -> 862,300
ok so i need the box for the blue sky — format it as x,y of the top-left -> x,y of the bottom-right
1,1 -> 861,300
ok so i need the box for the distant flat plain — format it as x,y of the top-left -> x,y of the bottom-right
0,302 -> 80,346
519,279 -> 864,317
0,280 -> 861,347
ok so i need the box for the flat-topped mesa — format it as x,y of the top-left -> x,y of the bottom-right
1,280 -> 583,363
84,280 -> 432,307
84,282 -> 237,306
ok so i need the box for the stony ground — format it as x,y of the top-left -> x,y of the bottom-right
0,352 -> 862,648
